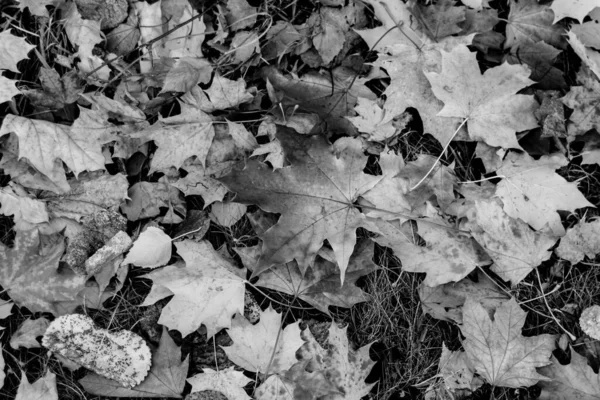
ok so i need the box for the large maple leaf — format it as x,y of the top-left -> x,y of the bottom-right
505,0 -> 566,50
140,240 -> 246,338
0,229 -> 86,315
425,44 -> 539,149
236,239 -> 378,315
0,115 -> 107,185
220,127 -> 381,281
461,298 -> 555,388
495,152 -> 593,236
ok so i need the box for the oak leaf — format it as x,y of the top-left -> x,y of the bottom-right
140,240 -> 246,337
222,305 -> 305,374
221,127 -> 380,282
461,298 -> 555,388
495,152 -> 593,236
538,347 -> 600,399
425,44 -> 538,149
0,229 -> 86,314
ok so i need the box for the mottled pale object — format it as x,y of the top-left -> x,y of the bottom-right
42,314 -> 151,388
580,305 -> 600,340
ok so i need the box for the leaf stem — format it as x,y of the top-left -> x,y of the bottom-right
534,268 -> 576,341
410,118 -> 468,191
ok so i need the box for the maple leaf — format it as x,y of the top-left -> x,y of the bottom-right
425,44 -> 538,149
437,344 -> 478,392
567,31 -> 600,81
0,30 -> 35,73
556,219 -> 600,264
370,211 -> 490,287
0,75 -> 20,104
552,0 -> 599,23
461,297 -> 555,388
0,185 -> 49,229
495,152 -> 593,236
121,181 -> 186,222
131,103 -> 215,172
0,115 -> 107,184
572,8 -> 600,48
123,227 -> 172,269
220,127 -> 381,281
182,74 -> 254,113
18,0 -> 63,18
538,347 -> 600,399
562,65 -> 600,136
10,317 -> 49,349
0,229 -> 86,315
463,199 -> 556,284
298,323 -> 376,399
419,270 -> 509,323
222,305 -> 305,374
187,367 -> 253,400
414,0 -> 466,41
254,360 -> 340,399
80,327 -> 189,398
373,37 -> 472,146
505,41 -> 566,90
140,240 -> 246,337
15,371 -> 58,400
505,0 -> 566,50
237,239 -> 378,315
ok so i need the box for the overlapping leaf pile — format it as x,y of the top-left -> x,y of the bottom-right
1,0 -> 600,398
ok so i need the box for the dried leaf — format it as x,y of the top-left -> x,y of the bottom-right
187,367 -> 253,400
538,348 -> 600,399
123,227 -> 172,269
15,371 -> 58,400
10,317 -> 50,349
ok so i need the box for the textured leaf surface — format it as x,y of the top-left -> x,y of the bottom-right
0,229 -> 86,314
495,152 -> 593,236
222,305 -> 304,374
140,240 -> 245,337
425,44 -> 538,149
80,327 -> 189,398
220,127 -> 380,281
461,298 -> 555,388
0,30 -> 35,73
505,0 -> 566,49
538,348 -> 600,399
10,317 -> 49,349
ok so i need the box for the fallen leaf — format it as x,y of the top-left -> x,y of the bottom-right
182,74 -> 254,113
220,127 -> 381,282
0,115 -> 107,185
556,219 -> 600,264
210,201 -> 247,228
567,30 -> 600,80
571,8 -> 600,48
495,152 -> 593,236
140,240 -> 246,337
562,65 -> 600,136
0,30 -> 35,73
123,227 -> 172,269
10,317 -> 50,349
237,239 -> 378,315
425,44 -> 538,149
414,0 -> 466,41
538,347 -> 600,399
18,0 -> 63,17
463,199 -> 556,284
0,229 -> 86,314
505,0 -> 566,49
0,185 -> 49,229
222,305 -> 305,374
15,371 -> 58,400
552,0 -> 598,22
461,297 -> 555,388
0,75 -> 21,104
80,327 -> 189,398
187,367 -> 253,400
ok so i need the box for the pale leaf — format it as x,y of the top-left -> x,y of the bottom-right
15,371 -> 58,400
461,297 -> 555,388
0,76 -> 21,104
187,367 -> 252,400
10,317 -> 50,349
538,348 -> 600,399
0,30 -> 35,73
552,0 -> 598,22
123,227 -> 172,269
556,219 -> 600,264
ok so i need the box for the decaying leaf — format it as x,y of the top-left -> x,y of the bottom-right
10,317 -> 49,349
187,367 -> 253,400
80,327 -> 189,398
556,219 -> 600,264
538,347 -> 600,399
